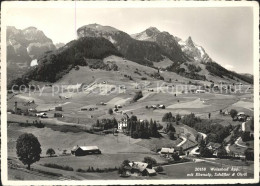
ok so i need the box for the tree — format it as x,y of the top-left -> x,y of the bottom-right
216,148 -> 227,158
230,109 -> 238,119
132,91 -> 143,102
244,148 -> 254,161
168,132 -> 175,140
200,147 -> 213,158
16,133 -> 42,169
250,117 -> 254,131
143,157 -> 157,168
185,133 -> 191,148
176,114 -> 181,122
122,159 -> 130,167
241,131 -> 251,142
46,148 -> 55,157
108,108 -> 113,115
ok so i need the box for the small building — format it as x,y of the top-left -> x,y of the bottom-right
160,148 -> 175,155
143,168 -> 156,176
196,90 -> 206,93
237,112 -> 245,116
71,146 -> 101,156
28,108 -> 37,113
118,119 -> 127,130
128,162 -> 156,176
158,105 -> 165,109
54,113 -> 63,118
55,106 -> 62,111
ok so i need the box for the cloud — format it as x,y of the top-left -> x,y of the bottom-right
224,64 -> 234,70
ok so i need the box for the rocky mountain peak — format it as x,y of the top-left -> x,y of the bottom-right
145,27 -> 160,35
186,36 -> 195,47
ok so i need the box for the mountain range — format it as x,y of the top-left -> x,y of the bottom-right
7,24 -> 253,88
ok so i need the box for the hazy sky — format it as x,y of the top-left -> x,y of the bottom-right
6,6 -> 254,74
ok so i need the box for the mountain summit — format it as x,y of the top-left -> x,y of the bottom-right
185,36 -> 195,47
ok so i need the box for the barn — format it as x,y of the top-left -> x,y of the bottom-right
71,146 -> 101,156
55,106 -> 62,111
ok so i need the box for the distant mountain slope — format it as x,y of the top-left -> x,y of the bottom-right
131,27 -> 189,62
77,24 -> 186,66
8,37 -> 122,88
7,26 -> 56,84
7,26 -> 56,64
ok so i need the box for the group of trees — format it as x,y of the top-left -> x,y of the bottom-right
92,118 -> 118,130
164,123 -> 176,140
181,113 -> 231,143
125,116 -> 161,139
187,64 -> 202,73
162,112 -> 181,123
165,63 -> 206,80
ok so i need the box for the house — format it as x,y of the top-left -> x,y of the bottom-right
118,119 -> 127,130
28,108 -> 37,112
160,147 -> 183,156
237,112 -> 245,116
54,113 -> 63,118
206,142 -> 221,151
36,112 -> 47,117
223,110 -> 229,115
143,168 -> 157,176
127,162 -> 156,176
160,148 -> 175,155
55,106 -> 62,111
236,112 -> 248,121
151,105 -> 157,109
158,105 -> 165,109
71,146 -> 101,156
196,90 -> 206,93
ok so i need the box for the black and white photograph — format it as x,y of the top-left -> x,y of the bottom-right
1,1 -> 259,185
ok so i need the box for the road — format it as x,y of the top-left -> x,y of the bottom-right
235,137 -> 247,148
176,136 -> 187,147
189,132 -> 207,156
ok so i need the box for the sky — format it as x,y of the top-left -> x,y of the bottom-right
5,6 -> 254,74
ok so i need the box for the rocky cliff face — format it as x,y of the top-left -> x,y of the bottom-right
178,36 -> 212,63
7,26 -> 56,66
132,27 -> 188,62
